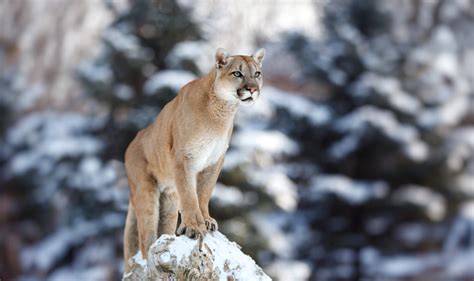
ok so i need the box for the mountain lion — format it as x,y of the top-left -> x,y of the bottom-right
123,48 -> 265,272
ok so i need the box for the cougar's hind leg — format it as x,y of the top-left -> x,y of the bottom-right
123,201 -> 138,273
158,190 -> 179,236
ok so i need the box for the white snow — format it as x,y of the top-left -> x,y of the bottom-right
78,60 -> 113,85
249,170 -> 298,211
49,266 -> 110,281
21,213 -> 124,271
444,127 -> 474,172
418,95 -> 470,129
143,70 -> 196,95
166,40 -> 213,73
231,129 -> 299,157
251,213 -> 294,259
351,73 -> 421,115
102,28 -> 142,59
461,201 -> 474,220
142,232 -> 271,281
391,185 -> 446,221
5,112 -> 104,176
265,260 -> 311,281
264,86 -> 332,126
211,183 -> 245,207
308,174 -> 388,205
372,254 -> 441,278
132,251 -> 147,268
332,106 -> 428,161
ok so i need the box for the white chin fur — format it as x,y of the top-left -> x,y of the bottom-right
238,92 -> 259,106
239,98 -> 256,106
216,90 -> 239,102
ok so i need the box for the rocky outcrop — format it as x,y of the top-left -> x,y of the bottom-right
123,232 -> 271,281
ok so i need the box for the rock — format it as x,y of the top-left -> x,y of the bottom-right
123,232 -> 271,281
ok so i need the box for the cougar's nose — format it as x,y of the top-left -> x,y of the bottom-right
245,85 -> 258,93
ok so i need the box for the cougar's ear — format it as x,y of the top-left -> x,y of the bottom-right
215,48 -> 229,69
252,48 -> 265,65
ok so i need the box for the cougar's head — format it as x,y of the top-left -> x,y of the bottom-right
214,48 -> 265,106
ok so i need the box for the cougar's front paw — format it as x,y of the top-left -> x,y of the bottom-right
204,217 -> 218,232
176,212 -> 206,239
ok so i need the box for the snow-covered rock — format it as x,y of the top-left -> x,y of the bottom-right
123,232 -> 271,281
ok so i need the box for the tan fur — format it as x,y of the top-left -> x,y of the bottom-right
123,48 -> 265,272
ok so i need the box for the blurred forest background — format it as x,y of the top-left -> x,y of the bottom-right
1,0 -> 474,280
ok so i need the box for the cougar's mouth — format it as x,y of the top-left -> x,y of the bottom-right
236,89 -> 257,104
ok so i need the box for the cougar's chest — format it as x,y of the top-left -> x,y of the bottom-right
191,136 -> 229,172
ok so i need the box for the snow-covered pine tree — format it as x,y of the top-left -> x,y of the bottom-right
0,0 -> 202,279
78,0 -> 201,158
285,0 -> 474,279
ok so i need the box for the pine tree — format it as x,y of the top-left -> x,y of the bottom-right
285,0 -> 474,279
79,0 -> 201,159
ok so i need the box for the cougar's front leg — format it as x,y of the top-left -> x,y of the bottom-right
174,159 -> 206,239
134,176 -> 160,259
197,156 -> 224,232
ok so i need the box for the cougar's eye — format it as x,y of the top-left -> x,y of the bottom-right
255,71 -> 261,77
232,71 -> 243,78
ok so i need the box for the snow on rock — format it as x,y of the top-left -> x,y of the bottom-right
143,70 -> 196,96
124,232 -> 271,281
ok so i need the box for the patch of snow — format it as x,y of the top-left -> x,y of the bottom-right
461,201 -> 474,220
444,127 -> 474,172
4,112 -> 104,176
166,40 -> 213,73
143,70 -> 196,95
21,213 -> 124,271
308,174 -> 389,205
102,28 -> 143,59
132,251 -> 147,268
251,213 -> 294,259
231,129 -> 299,157
114,84 -> 134,101
332,106 -> 428,161
264,86 -> 332,126
418,95 -> 470,129
446,251 -> 474,278
78,60 -> 113,85
137,232 -> 271,281
351,73 -> 421,115
211,183 -> 245,207
372,254 -> 441,278
265,260 -> 311,281
391,185 -> 446,221
49,266 -> 110,281
249,170 -> 298,211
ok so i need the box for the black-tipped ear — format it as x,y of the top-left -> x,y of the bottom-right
252,48 -> 265,65
215,48 -> 229,69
